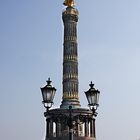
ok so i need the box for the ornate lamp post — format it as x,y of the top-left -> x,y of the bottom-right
40,78 -> 56,140
85,82 -> 100,116
41,78 -> 56,110
84,82 -> 100,138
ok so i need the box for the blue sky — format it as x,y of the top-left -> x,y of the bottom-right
0,0 -> 140,140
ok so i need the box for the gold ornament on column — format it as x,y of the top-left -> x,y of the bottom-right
63,0 -> 75,7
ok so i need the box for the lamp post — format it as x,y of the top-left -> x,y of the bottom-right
40,78 -> 56,140
85,82 -> 100,138
67,106 -> 74,140
85,81 -> 100,116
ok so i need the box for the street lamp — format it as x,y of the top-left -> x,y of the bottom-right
40,78 -> 56,140
40,78 -> 56,111
85,81 -> 100,116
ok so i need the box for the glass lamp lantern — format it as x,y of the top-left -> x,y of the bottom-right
85,82 -> 100,111
40,78 -> 56,109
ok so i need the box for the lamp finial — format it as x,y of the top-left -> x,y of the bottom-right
89,81 -> 94,89
46,78 -> 51,85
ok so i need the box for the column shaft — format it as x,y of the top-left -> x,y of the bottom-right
60,7 -> 81,108
56,119 -> 61,137
85,119 -> 89,137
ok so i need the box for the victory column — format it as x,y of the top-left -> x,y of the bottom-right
40,1 -> 100,140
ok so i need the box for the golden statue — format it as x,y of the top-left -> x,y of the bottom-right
63,0 -> 75,7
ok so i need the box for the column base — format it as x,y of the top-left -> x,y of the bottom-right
60,99 -> 81,109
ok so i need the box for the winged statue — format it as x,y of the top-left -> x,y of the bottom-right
63,0 -> 75,7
